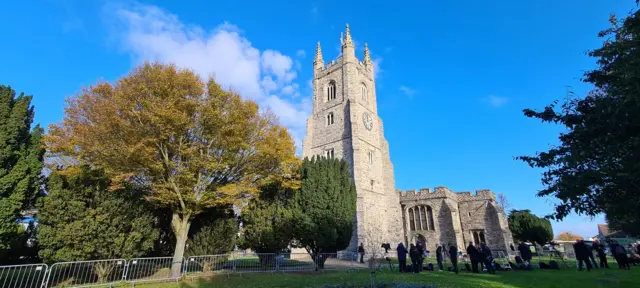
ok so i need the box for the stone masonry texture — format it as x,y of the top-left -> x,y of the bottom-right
302,25 -> 513,254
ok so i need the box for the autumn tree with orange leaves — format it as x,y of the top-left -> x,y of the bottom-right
555,232 -> 584,241
46,62 -> 300,276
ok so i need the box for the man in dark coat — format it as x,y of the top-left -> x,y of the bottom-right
573,240 -> 593,271
396,243 -> 408,272
416,243 -> 425,271
358,243 -> 365,264
435,244 -> 444,272
409,244 -> 420,273
517,242 -> 532,264
448,243 -> 459,274
592,240 -> 609,268
466,242 -> 480,273
481,243 -> 495,274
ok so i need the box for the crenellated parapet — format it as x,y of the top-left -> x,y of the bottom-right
398,186 -> 497,203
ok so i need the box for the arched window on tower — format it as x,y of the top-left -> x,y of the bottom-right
427,206 -> 435,231
419,206 -> 427,231
326,112 -> 334,126
408,205 -> 436,231
327,81 -> 337,101
361,83 -> 367,102
408,207 -> 415,231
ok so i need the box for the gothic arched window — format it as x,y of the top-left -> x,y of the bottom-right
408,205 -> 436,231
326,112 -> 334,126
327,81 -> 337,101
361,83 -> 367,102
408,207 -> 415,231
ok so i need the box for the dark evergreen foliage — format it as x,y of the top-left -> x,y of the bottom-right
516,7 -> 640,236
0,85 -> 44,256
508,210 -> 553,245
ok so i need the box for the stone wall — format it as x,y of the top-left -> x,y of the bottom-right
399,187 -> 513,253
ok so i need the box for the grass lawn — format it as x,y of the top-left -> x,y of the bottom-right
131,266 -> 640,288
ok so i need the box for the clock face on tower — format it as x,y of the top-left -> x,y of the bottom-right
363,112 -> 373,131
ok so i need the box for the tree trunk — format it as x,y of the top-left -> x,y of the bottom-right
171,213 -> 191,278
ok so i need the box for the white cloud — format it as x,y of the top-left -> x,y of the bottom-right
296,50 -> 306,58
399,85 -> 417,96
484,95 -> 509,108
108,3 -> 310,152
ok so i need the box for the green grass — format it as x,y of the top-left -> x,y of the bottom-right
129,265 -> 640,288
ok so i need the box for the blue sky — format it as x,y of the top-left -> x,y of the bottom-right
2,0 -> 637,238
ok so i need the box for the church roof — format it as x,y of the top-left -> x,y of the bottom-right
597,224 -> 627,238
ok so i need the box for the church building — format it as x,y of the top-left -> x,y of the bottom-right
302,25 -> 514,253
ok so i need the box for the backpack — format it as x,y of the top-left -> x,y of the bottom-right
549,260 -> 560,269
426,263 -> 434,271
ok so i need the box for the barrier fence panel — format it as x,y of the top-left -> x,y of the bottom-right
277,253 -> 315,272
183,254 -> 233,280
319,252 -> 355,271
44,259 -> 126,288
232,253 -> 277,274
125,257 -> 181,285
0,264 -> 48,288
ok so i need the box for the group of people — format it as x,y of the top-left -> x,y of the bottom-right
573,239 -> 640,271
392,242 -> 496,274
465,242 -> 496,274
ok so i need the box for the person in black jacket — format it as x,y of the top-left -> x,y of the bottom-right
358,243 -> 365,264
416,243 -> 425,271
396,243 -> 408,272
435,244 -> 444,272
409,244 -> 420,273
448,243 -> 459,274
573,240 -> 593,271
517,242 -> 532,264
592,240 -> 609,268
466,242 -> 480,273
481,243 -> 495,274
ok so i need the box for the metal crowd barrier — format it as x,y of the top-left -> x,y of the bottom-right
0,252 -> 359,287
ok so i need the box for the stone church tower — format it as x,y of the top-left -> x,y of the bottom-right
302,25 -> 404,251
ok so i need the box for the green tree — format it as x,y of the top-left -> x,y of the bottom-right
508,209 -> 553,245
291,157 -> 356,267
45,62 -> 300,276
185,207 -> 238,273
37,165 -> 159,280
516,8 -> 640,237
0,85 -> 45,256
239,182 -> 295,257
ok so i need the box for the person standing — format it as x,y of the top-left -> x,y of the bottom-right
448,244 -> 459,274
466,242 -> 480,273
592,240 -> 609,268
416,243 -> 425,271
573,240 -> 592,271
517,242 -> 532,265
611,241 -> 631,270
436,244 -> 444,272
409,244 -> 420,273
358,243 -> 365,264
396,243 -> 408,272
481,243 -> 495,274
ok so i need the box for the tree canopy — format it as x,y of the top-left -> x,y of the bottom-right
291,157 -> 356,254
515,8 -> 640,237
0,85 -> 44,256
508,209 -> 553,245
37,165 -> 158,263
45,62 -> 300,275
